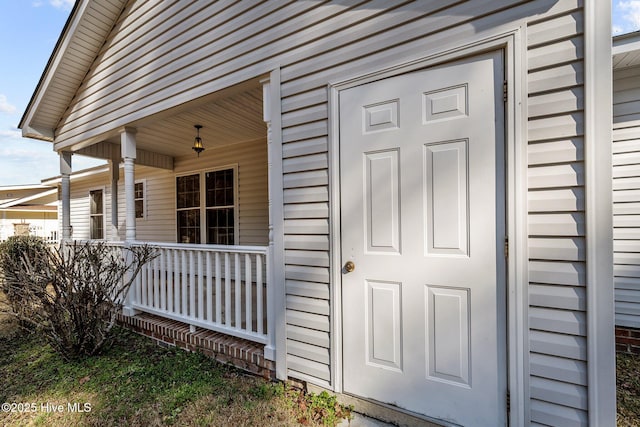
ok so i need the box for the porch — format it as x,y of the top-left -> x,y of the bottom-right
96,238 -> 276,375
54,77 -> 284,376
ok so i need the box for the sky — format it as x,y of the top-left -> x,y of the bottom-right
0,1 -> 638,186
0,0 -> 104,187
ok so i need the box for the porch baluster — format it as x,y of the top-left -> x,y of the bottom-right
174,250 -> 180,314
146,261 -> 152,308
206,252 -> 213,323
235,253 -> 241,329
140,260 -> 148,307
153,255 -> 160,309
245,253 -> 252,333
166,249 -> 173,313
256,253 -> 263,336
160,250 -> 166,311
215,252 -> 222,324
181,250 -> 187,316
189,251 -> 195,319
225,253 -> 231,326
197,251 -> 204,321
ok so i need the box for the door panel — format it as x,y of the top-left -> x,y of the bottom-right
367,280 -> 402,370
365,150 -> 400,253
426,285 -> 470,385
425,140 -> 469,255
340,50 -> 506,426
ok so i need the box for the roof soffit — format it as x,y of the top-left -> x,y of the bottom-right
613,31 -> 640,69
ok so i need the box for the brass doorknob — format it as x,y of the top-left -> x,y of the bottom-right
344,261 -> 355,273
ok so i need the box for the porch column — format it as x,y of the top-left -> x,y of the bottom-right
120,127 -> 137,242
110,156 -> 119,239
262,74 -> 286,379
59,151 -> 72,241
121,127 -> 138,317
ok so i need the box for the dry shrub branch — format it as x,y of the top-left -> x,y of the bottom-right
0,238 -> 157,359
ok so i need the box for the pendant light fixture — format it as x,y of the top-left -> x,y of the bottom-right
192,124 -> 205,157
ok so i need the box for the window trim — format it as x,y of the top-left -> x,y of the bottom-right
175,164 -> 239,245
89,187 -> 106,240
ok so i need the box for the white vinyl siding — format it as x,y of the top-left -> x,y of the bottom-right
68,173 -> 110,241
53,1 -> 592,423
614,63 -> 640,329
527,5 -> 588,426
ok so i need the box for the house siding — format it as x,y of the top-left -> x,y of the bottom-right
527,5 -> 588,425
68,173 -> 106,240
51,0 -> 594,424
614,64 -> 640,329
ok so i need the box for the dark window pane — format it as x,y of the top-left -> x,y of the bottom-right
90,190 -> 104,239
206,207 -> 234,245
177,209 -> 200,244
135,183 -> 144,218
135,200 -> 144,219
90,190 -> 103,214
90,215 -> 103,239
176,174 -> 200,209
206,169 -> 234,208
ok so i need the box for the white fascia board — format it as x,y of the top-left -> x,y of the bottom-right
0,184 -> 51,191
613,31 -> 640,55
41,164 -> 111,186
21,124 -> 55,141
0,207 -> 58,213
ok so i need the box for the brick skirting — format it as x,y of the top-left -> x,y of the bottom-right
616,326 -> 640,355
116,312 -> 275,379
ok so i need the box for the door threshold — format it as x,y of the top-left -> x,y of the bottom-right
306,384 -> 459,427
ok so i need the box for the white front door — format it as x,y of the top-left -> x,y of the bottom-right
340,50 -> 506,426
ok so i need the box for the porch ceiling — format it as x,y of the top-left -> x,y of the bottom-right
95,85 -> 266,159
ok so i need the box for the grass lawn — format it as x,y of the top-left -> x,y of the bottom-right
0,302 -> 350,426
3,290 -> 640,427
617,352 -> 640,426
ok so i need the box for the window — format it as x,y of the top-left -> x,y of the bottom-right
176,168 -> 236,245
206,169 -> 235,245
89,189 -> 104,239
135,181 -> 145,219
177,174 -> 200,244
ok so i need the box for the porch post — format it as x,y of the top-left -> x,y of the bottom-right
262,73 -> 286,379
110,156 -> 119,239
121,127 -> 138,317
59,151 -> 72,241
120,127 -> 137,242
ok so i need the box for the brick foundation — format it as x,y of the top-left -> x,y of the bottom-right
117,312 -> 275,379
616,326 -> 640,355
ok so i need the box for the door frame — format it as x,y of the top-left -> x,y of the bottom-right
327,31 -> 528,424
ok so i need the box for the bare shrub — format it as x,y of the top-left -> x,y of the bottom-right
0,239 -> 157,359
0,236 -> 49,324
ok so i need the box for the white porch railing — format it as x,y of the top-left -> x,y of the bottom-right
125,242 -> 272,348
